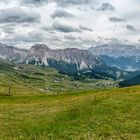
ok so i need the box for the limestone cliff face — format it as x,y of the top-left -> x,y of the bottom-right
22,44 -> 103,72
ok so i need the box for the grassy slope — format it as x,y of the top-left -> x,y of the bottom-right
0,61 -> 118,96
0,86 -> 140,140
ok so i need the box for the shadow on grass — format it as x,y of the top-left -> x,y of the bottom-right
0,93 -> 12,97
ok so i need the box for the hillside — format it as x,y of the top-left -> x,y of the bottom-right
0,61 -> 118,96
0,86 -> 140,139
120,74 -> 140,87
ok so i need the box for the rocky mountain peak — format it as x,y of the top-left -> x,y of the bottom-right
31,44 -> 50,51
21,44 -> 103,73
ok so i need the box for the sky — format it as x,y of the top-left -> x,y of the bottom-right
0,0 -> 139,49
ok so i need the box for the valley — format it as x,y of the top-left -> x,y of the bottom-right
1,43 -> 140,85
0,1 -> 140,139
0,60 -> 118,96
0,43 -> 140,140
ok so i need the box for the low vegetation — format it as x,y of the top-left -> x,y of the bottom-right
0,86 -> 140,139
0,61 -> 118,96
0,62 -> 139,139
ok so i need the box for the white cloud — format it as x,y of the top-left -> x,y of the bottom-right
0,0 -> 139,48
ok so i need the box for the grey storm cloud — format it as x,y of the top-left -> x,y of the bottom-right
2,26 -> 15,34
64,35 -> 81,40
51,9 -> 74,19
79,25 -> 93,31
2,31 -> 45,44
97,3 -> 115,11
63,37 -> 95,49
20,0 -> 49,6
109,17 -> 126,22
20,0 -> 92,6
0,0 -> 8,3
41,26 -> 53,31
0,7 -> 40,23
54,0 -> 92,7
126,25 -> 136,31
52,21 -> 81,33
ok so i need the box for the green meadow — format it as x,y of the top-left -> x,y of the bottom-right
0,62 -> 140,139
0,86 -> 140,140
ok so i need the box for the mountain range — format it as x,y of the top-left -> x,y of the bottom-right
0,43 -> 140,86
89,44 -> 140,71
0,43 -> 27,63
21,44 -> 103,74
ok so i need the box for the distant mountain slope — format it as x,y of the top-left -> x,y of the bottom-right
119,74 -> 140,87
100,55 -> 140,71
89,44 -> 140,57
0,43 -> 27,63
89,44 -> 140,71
